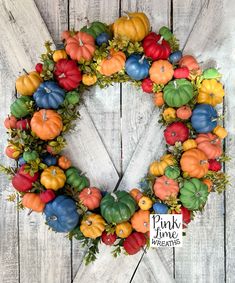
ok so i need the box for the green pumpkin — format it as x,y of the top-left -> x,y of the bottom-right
65,91 -> 80,105
23,150 -> 39,162
159,26 -> 173,41
65,167 -> 89,191
100,191 -> 136,224
165,166 -> 180,179
180,178 -> 209,210
81,21 -> 109,38
202,68 -> 221,80
10,96 -> 32,118
163,79 -> 193,107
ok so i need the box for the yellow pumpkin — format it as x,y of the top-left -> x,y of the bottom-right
115,222 -> 132,238
52,49 -> 67,62
149,154 -> 175,176
82,74 -> 97,86
197,79 -> 225,106
138,196 -> 153,210
213,125 -> 228,139
80,213 -> 105,239
113,12 -> 150,42
40,166 -> 66,190
16,71 -> 42,96
163,107 -> 176,122
182,139 -> 197,151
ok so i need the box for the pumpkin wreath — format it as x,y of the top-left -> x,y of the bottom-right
1,12 -> 230,264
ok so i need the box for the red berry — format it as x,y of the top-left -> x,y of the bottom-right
35,63 -> 43,73
208,159 -> 222,171
16,119 -> 30,130
141,78 -> 153,93
40,190 -> 56,203
101,231 -> 117,245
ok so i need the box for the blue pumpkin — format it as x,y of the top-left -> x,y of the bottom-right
44,195 -> 79,232
153,202 -> 169,214
191,104 -> 218,133
169,51 -> 182,64
42,154 -> 57,166
18,156 -> 26,166
33,81 -> 65,109
125,54 -> 150,81
96,32 -> 111,46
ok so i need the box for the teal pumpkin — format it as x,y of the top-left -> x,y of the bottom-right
180,178 -> 209,210
100,191 -> 136,224
202,68 -> 221,80
65,167 -> 89,191
65,91 -> 80,105
81,21 -> 109,38
10,96 -> 32,118
165,166 -> 180,179
159,26 -> 173,41
23,150 -> 39,162
163,79 -> 193,107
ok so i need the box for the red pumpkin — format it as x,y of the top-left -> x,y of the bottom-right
40,190 -> 56,203
173,206 -> 191,228
54,59 -> 82,91
176,106 -> 192,120
164,122 -> 189,145
141,78 -> 153,93
79,187 -> 102,210
196,133 -> 222,159
208,159 -> 222,171
4,116 -> 17,129
12,165 -> 39,192
143,32 -> 171,60
101,231 -> 117,245
173,67 -> 190,79
16,119 -> 30,130
35,63 -> 43,73
123,232 -> 146,255
179,55 -> 201,77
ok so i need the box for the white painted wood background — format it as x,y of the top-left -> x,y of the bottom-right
0,0 -> 234,282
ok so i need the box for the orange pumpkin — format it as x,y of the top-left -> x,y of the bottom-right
149,60 -> 174,85
131,210 -> 150,233
53,49 -> 67,62
180,149 -> 209,178
179,55 -> 201,78
65,31 -> 96,61
82,74 -> 97,86
79,187 -> 102,210
30,109 -> 63,140
213,125 -> 228,139
22,193 -> 45,212
98,49 -> 126,76
130,188 -> 143,202
182,139 -> 197,151
153,175 -> 179,200
196,133 -> 222,159
153,92 -> 164,107
176,106 -> 192,120
203,179 -> 213,192
115,222 -> 132,238
138,196 -> 153,210
58,155 -> 71,169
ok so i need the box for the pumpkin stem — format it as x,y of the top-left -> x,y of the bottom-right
211,118 -> 218,122
58,73 -> 66,79
22,68 -> 29,75
111,192 -> 118,202
157,36 -> 164,44
138,55 -> 145,64
86,220 -> 92,226
200,160 -> 208,165
44,87 -> 51,93
42,110 -> 47,121
123,11 -> 130,19
87,188 -> 91,195
79,38 -> 84,46
51,169 -> 57,176
48,215 -> 58,221
173,80 -> 178,88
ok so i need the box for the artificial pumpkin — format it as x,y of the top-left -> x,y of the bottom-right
198,79 -> 225,106
208,159 -> 222,171
123,232 -> 146,255
40,166 -> 66,190
16,71 -> 42,96
163,79 -> 193,107
131,210 -> 150,233
5,144 -> 21,159
130,188 -> 143,202
159,26 -> 173,41
153,92 -> 164,107
65,167 -> 89,191
180,178 -> 209,210
41,154 -> 57,166
153,202 -> 169,214
33,81 -> 65,109
149,154 -> 175,176
80,213 -> 105,239
143,32 -> 171,60
4,115 -> 17,129
12,165 -> 39,192
191,104 -> 218,133
79,187 -> 102,210
58,155 -> 71,169
203,68 -> 221,80
165,166 -> 180,179
54,59 -> 82,91
22,193 -> 45,212
81,21 -> 109,39
52,49 -> 67,62
65,91 -> 80,105
65,31 -> 96,61
101,231 -> 117,245
182,139 -> 197,151
30,109 -> 63,140
125,54 -> 149,81
174,67 -> 190,79
153,175 -> 179,200
164,122 -> 189,145
180,149 -> 209,178
162,107 -> 176,122
196,133 -> 222,159
23,150 -> 39,162
202,179 -> 213,192
10,96 -> 32,119
16,119 -> 30,130
149,60 -> 174,85
176,105 -> 192,120
96,32 -> 111,46
98,49 -> 126,76
100,191 -> 136,224
40,190 -> 56,203
82,74 -> 97,86
113,12 -> 150,42
213,125 -> 228,139
115,222 -> 132,238
179,55 -> 201,77
35,63 -> 43,73
173,206 -> 191,228
141,78 -> 153,93
169,50 -> 182,64
138,196 -> 153,210
44,195 -> 79,232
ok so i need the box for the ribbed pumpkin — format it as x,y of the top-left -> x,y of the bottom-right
125,54 -> 150,81
100,191 -> 136,224
162,107 -> 176,122
138,196 -> 153,210
98,49 -> 126,76
182,139 -> 197,151
40,166 -> 66,190
65,167 -> 89,191
213,125 -> 228,139
179,55 -> 201,77
5,144 -> 21,159
176,106 -> 192,120
153,175 -> 179,200
131,210 -> 150,233
196,133 -> 222,159
180,178 -> 209,210
149,60 -> 174,85
153,92 -> 164,107
58,155 -> 71,169
82,74 -> 97,86
10,96 -> 32,119
12,165 -> 39,192
180,149 -> 209,178
113,12 -> 150,42
164,122 -> 189,145
16,71 -> 42,96
198,79 -> 224,106
130,188 -> 143,202
165,166 -> 180,180
79,187 -> 102,210
4,115 -> 17,129
30,110 -> 63,140
163,79 -> 193,107
115,222 -> 132,238
123,232 -> 146,255
203,179 -> 213,192
65,31 -> 96,61
81,21 -> 109,38
149,154 -> 175,176
22,193 -> 45,212
53,49 -> 67,62
80,213 -> 105,239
